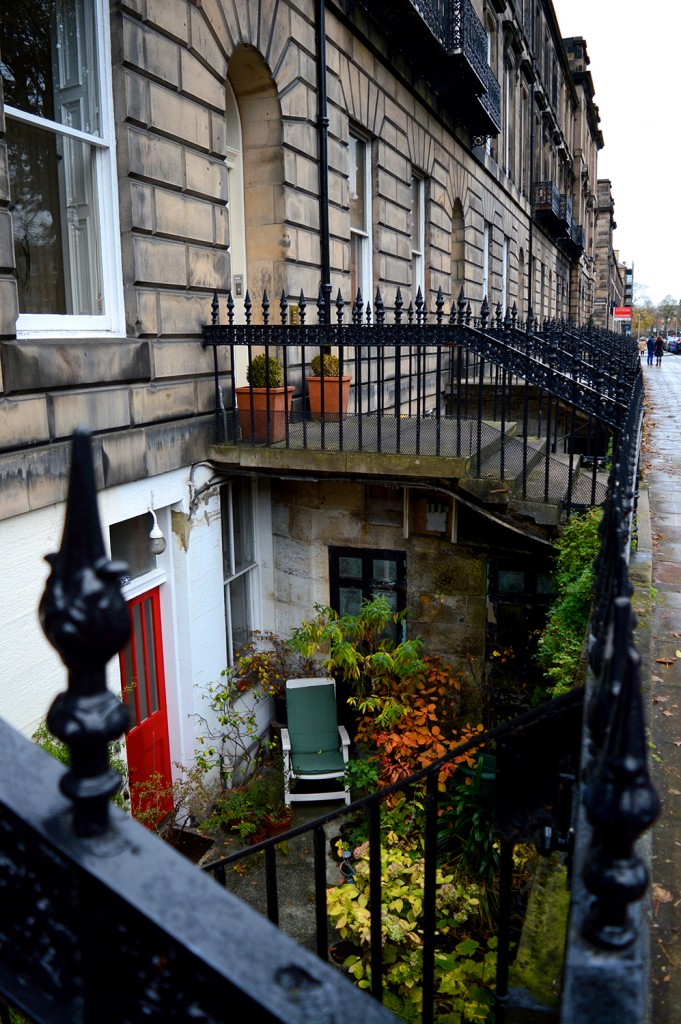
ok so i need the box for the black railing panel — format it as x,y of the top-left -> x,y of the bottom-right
203,289 -> 640,521
0,719 -> 398,1024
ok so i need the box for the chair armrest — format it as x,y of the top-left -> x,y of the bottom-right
338,725 -> 350,756
281,727 -> 291,752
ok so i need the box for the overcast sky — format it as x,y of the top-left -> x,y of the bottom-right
551,0 -> 680,306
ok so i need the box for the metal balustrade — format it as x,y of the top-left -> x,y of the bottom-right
202,287 -> 640,518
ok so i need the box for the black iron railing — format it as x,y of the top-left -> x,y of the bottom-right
202,697 -> 583,1024
345,0 -> 501,134
202,288 -> 640,516
0,351 -> 655,1022
0,429 -> 398,1024
198,369 -> 655,1024
533,181 -> 562,219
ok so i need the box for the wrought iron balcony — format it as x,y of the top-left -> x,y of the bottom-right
471,62 -> 501,136
201,288 -> 640,520
534,183 -> 584,253
533,181 -> 562,221
338,0 -> 501,135
570,220 -> 584,249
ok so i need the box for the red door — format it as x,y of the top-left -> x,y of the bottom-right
119,587 -> 173,824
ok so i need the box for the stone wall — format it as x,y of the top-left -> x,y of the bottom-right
271,478 -> 488,672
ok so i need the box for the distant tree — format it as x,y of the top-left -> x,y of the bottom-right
657,295 -> 681,335
632,305 -> 655,338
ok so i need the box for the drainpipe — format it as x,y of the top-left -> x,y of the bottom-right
527,2 -> 536,325
316,0 -> 332,321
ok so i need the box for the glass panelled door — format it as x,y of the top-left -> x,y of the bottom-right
119,587 -> 172,822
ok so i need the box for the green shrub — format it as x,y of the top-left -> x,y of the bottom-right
535,508 -> 602,696
327,843 -> 497,1021
32,720 -> 130,811
247,353 -> 283,388
310,352 -> 341,376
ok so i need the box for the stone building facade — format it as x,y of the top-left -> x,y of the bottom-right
0,0 -> 610,795
592,179 -> 627,331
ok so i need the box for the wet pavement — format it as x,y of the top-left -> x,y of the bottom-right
639,352 -> 681,1022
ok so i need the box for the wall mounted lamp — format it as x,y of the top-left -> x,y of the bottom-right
148,507 -> 166,556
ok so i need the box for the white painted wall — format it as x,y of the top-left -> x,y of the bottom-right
0,464 -> 229,787
0,501 -> 70,734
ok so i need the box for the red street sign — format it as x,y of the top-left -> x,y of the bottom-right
613,306 -> 632,320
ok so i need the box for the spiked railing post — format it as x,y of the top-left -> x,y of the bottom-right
39,427 -> 130,838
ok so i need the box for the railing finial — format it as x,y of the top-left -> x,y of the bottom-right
40,427 -> 130,838
582,637 -> 660,948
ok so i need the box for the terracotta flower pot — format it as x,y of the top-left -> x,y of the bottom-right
236,386 -> 294,443
306,376 -> 351,421
264,809 -> 294,836
248,825 -> 268,845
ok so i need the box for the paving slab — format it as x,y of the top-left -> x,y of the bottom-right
640,355 -> 681,1023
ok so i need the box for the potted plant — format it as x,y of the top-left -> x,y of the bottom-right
307,351 -> 351,422
200,784 -> 268,845
236,352 -> 294,443
262,802 -> 294,836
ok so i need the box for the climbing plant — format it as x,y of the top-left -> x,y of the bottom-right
535,507 -> 602,696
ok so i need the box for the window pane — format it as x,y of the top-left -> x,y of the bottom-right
372,589 -> 397,612
110,515 -> 157,582
372,559 -> 398,584
498,570 -> 525,594
350,233 -> 364,304
232,478 -> 254,573
143,599 -> 159,715
339,587 -> 363,617
9,120 -> 103,314
411,176 -> 421,253
537,573 -> 554,595
339,556 -> 363,579
228,574 -> 250,657
1,0 -> 101,135
132,603 -> 149,724
349,135 -> 366,231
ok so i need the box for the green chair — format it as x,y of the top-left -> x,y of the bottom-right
281,678 -> 351,806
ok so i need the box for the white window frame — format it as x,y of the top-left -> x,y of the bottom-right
224,80 -> 247,306
502,235 -> 510,313
222,479 -> 259,667
349,130 -> 373,308
6,0 -> 124,338
410,172 -> 425,301
482,221 -> 491,303
503,64 -> 511,176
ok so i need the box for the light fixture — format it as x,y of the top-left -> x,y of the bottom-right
148,507 -> 166,556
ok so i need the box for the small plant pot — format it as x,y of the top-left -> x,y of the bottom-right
329,835 -> 345,862
236,386 -> 294,443
249,826 -> 268,845
263,810 -> 294,836
307,375 -> 351,421
329,940 -> 362,968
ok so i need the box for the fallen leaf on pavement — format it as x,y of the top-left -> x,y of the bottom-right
656,658 -> 677,666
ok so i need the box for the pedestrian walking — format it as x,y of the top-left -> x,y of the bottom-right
655,336 -> 664,367
647,337 -> 655,365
